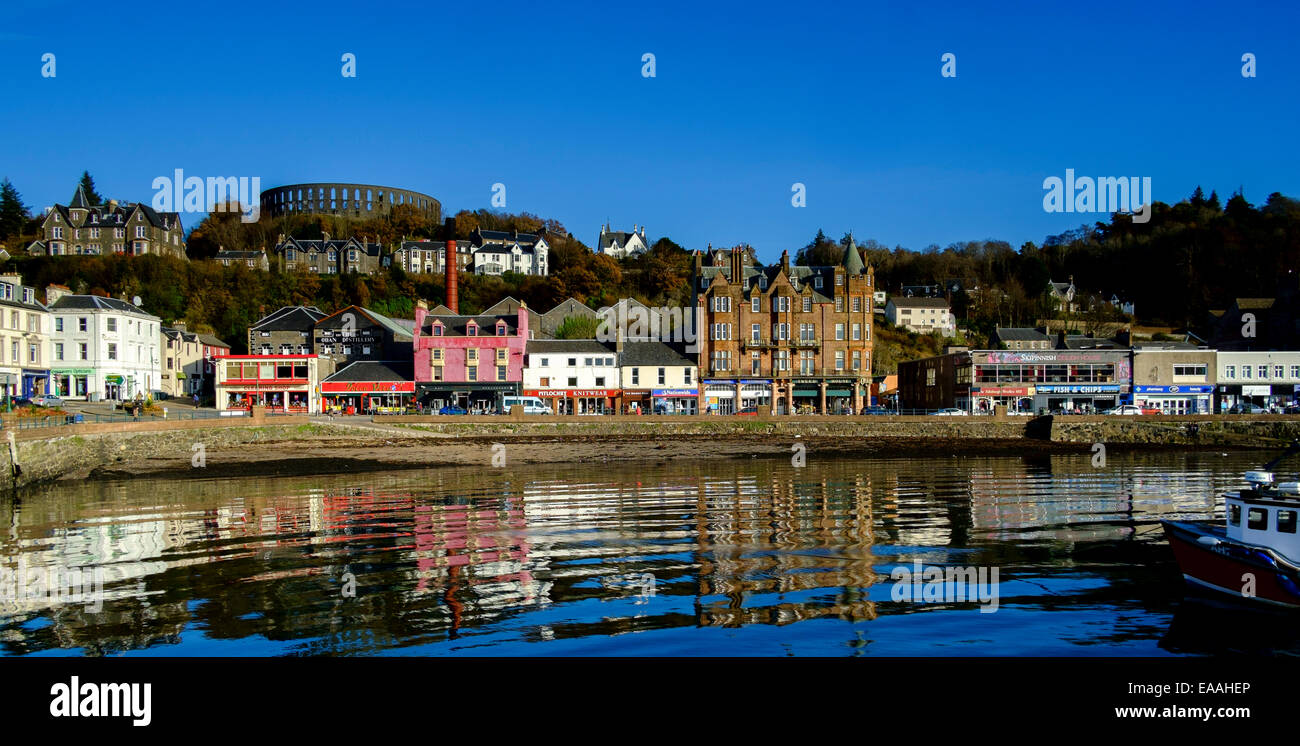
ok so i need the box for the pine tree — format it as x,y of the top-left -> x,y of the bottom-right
78,170 -> 104,205
0,178 -> 30,240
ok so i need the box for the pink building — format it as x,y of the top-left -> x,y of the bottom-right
413,300 -> 529,413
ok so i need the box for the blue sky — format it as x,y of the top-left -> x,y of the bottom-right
2,0 -> 1297,261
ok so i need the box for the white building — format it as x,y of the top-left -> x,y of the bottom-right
47,289 -> 162,402
884,296 -> 956,336
470,228 -> 549,276
523,339 -> 618,414
596,224 -> 649,259
0,274 -> 52,399
1217,351 -> 1300,410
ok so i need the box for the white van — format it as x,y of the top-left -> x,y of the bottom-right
501,396 -> 553,415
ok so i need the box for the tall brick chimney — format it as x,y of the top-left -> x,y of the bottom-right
445,239 -> 458,313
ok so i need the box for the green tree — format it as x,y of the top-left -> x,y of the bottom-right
0,178 -> 30,240
78,171 -> 104,205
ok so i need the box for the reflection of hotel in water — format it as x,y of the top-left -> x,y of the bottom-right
688,472 -> 878,626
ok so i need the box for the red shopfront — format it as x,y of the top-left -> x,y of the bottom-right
321,380 -> 416,414
523,388 -> 615,415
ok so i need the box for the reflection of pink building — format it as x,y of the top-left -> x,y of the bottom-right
412,300 -> 529,411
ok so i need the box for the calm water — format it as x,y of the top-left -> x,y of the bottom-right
2,451 -> 1296,657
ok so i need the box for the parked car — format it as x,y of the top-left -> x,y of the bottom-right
500,395 -> 552,415
932,408 -> 967,416
1140,406 -> 1162,415
1229,402 -> 1268,414
1284,403 -> 1300,415
439,405 -> 468,415
736,406 -> 760,416
9,396 -> 32,407
862,405 -> 891,416
32,395 -> 64,408
1105,405 -> 1144,416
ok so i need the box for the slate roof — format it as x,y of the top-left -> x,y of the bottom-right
888,296 -> 950,309
422,314 -> 517,337
991,327 -> 1051,342
322,360 -> 414,383
619,340 -> 694,367
525,340 -> 614,355
316,306 -> 412,341
250,305 -> 327,331
50,294 -> 157,318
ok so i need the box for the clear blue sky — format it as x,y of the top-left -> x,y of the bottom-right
2,0 -> 1297,262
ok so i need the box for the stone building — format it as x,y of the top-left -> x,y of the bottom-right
260,182 -> 440,222
247,306 -> 327,357
272,234 -> 385,275
311,305 -> 413,371
694,238 -> 875,414
392,240 -> 472,275
596,224 -> 649,259
29,185 -> 187,259
468,228 -> 549,276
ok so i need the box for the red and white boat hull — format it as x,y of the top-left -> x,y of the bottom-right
1163,520 -> 1300,609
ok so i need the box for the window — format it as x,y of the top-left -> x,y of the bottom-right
835,350 -> 845,370
751,324 -> 761,342
466,323 -> 477,336
684,368 -> 692,384
712,323 -> 731,340
852,323 -> 862,340
567,358 -> 576,366
1276,365 -> 1286,380
1292,366 -> 1300,380
814,276 -> 823,289
1258,365 -> 1269,379
55,343 -> 64,361
712,296 -> 731,313
751,351 -> 760,374
1224,365 -> 1236,379
773,323 -> 789,341
467,349 -> 478,362
658,367 -> 666,385
835,323 -> 845,340
498,366 -> 507,382
431,349 -> 443,362
79,343 -> 87,360
55,317 -> 63,332
772,296 -> 789,313
775,350 -> 789,371
852,297 -> 862,312
78,317 -> 87,332
711,350 -> 731,372
107,343 -> 117,360
432,366 -> 443,381
1228,503 -> 1241,526
1247,507 -> 1268,531
1278,510 -> 1297,534
751,297 -> 760,313
468,366 -> 479,381
852,350 -> 861,370
1172,364 -> 1206,378
584,358 -> 593,366
835,297 -> 844,312
567,377 -> 578,386
631,369 -> 639,385
802,297 -> 812,313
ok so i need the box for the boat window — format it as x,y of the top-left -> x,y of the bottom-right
1247,507 -> 1268,530
1228,504 -> 1241,526
1279,510 -> 1297,534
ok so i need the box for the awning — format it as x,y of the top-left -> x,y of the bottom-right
826,389 -> 851,397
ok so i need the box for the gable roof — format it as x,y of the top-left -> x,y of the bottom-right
322,360 -> 414,383
619,340 -> 694,367
250,305 -> 327,331
50,294 -> 156,318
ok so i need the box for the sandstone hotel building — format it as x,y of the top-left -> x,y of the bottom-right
694,239 -> 874,414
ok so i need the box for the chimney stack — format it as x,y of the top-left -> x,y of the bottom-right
445,239 -> 459,313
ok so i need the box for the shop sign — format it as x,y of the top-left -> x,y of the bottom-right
653,388 -> 698,397
1035,384 -> 1120,394
525,389 -> 611,397
1242,385 -> 1271,396
321,381 -> 415,393
972,386 -> 1033,396
1134,385 -> 1213,394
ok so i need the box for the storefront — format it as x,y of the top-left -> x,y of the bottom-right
419,382 -> 519,414
322,381 -> 416,414
216,355 -> 319,413
970,386 -> 1035,413
620,388 -> 652,414
21,369 -> 49,398
1134,385 -> 1213,414
1034,384 -> 1120,413
652,388 -> 698,414
50,368 -> 93,399
703,381 -> 737,414
523,388 -> 615,415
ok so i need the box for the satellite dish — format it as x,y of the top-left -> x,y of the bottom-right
132,295 -> 142,307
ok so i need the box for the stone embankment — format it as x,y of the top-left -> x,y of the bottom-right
1,411 -> 1297,489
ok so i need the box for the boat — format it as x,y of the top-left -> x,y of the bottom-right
1163,442 -> 1300,609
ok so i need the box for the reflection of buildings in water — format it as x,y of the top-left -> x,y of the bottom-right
692,471 -> 877,626
966,456 -> 1220,542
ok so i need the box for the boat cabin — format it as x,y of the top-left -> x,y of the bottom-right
1225,471 -> 1300,562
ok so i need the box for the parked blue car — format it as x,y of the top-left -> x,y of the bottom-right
439,405 -> 468,415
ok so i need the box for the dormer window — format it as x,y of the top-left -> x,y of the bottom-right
466,322 -> 478,336
496,323 -> 506,336
432,322 -> 444,337
814,276 -> 823,289
759,276 -> 767,290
